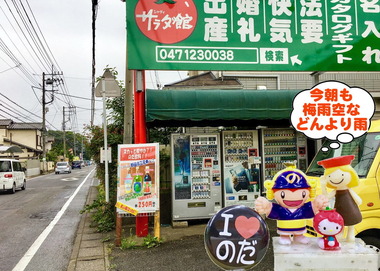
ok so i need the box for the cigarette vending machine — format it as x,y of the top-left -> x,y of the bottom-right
171,133 -> 222,221
222,130 -> 261,208
261,128 -> 308,181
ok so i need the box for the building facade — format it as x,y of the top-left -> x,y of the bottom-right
0,119 -> 47,160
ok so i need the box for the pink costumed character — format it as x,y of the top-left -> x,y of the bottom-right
313,208 -> 344,250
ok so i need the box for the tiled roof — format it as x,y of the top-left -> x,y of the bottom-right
9,122 -> 43,130
0,119 -> 13,126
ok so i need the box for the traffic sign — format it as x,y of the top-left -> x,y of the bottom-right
126,0 -> 380,71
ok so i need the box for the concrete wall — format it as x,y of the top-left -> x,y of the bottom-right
25,160 -> 54,177
26,159 -> 40,177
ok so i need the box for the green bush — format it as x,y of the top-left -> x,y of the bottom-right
143,234 -> 162,248
80,185 -> 115,233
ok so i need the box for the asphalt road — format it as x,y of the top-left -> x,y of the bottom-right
0,166 -> 95,271
110,219 -> 277,271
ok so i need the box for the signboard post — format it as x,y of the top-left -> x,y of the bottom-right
126,0 -> 380,71
95,69 -> 121,202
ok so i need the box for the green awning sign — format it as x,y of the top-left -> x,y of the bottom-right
126,0 -> 380,71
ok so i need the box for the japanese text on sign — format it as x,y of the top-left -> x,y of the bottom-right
217,213 -> 258,265
291,81 -> 375,145
120,146 -> 157,161
128,0 -> 380,71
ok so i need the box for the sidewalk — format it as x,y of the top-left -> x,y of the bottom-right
67,185 -> 109,271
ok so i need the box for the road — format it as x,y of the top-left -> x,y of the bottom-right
0,166 -> 95,271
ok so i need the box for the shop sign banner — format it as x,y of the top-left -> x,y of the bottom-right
116,143 -> 160,215
126,0 -> 380,71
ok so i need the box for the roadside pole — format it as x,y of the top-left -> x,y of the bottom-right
95,69 -> 121,203
115,65 -> 134,247
134,70 -> 149,237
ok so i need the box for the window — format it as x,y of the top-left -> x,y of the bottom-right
0,161 -> 11,172
13,162 -> 21,171
307,132 -> 380,178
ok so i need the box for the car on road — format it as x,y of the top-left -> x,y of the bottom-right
55,162 -> 71,174
72,161 -> 81,169
0,159 -> 26,193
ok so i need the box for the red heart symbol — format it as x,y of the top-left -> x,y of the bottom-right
235,216 -> 260,239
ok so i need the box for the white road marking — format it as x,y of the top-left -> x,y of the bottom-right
61,177 -> 79,182
12,168 -> 95,271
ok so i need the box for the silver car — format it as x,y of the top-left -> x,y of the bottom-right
55,162 -> 71,174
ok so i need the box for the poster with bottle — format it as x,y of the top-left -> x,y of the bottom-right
116,143 -> 159,215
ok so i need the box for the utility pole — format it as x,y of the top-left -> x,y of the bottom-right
81,136 -> 84,160
91,0 -> 98,126
62,106 -> 76,160
73,132 -> 76,157
42,70 -> 63,171
63,106 -> 66,159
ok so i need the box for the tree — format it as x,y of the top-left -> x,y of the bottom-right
46,130 -> 90,162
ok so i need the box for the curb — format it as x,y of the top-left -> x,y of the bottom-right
67,184 -> 109,271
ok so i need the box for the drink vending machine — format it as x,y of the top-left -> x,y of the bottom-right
261,128 -> 308,181
222,130 -> 261,208
171,133 -> 222,221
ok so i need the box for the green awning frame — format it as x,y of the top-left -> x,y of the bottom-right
146,89 -> 301,125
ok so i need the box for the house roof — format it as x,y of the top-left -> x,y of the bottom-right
9,122 -> 43,130
0,145 -> 23,153
3,138 -> 42,153
0,119 -> 13,127
163,72 -> 242,89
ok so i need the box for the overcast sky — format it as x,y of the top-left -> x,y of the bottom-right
0,0 -> 186,134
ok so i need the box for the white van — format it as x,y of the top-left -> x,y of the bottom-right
0,159 -> 26,193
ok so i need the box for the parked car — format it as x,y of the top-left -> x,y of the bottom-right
55,162 -> 71,174
0,159 -> 26,193
72,161 -> 81,169
306,119 -> 380,249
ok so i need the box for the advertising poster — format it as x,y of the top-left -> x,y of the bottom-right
222,131 -> 260,208
116,143 -> 159,215
172,134 -> 191,200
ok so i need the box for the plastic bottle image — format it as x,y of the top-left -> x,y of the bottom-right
133,166 -> 143,193
251,164 -> 260,192
125,168 -> 133,194
143,166 -> 152,195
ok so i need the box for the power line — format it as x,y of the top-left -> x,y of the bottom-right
4,0 -> 50,71
0,92 -> 41,120
0,101 -> 37,122
0,4 -> 44,73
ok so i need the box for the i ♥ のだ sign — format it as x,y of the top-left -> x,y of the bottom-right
204,205 -> 269,270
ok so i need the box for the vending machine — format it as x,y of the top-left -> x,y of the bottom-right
261,128 -> 308,181
222,130 -> 261,208
171,133 -> 222,221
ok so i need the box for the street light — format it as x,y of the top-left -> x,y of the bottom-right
95,69 -> 121,202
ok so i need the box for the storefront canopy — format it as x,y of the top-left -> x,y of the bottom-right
146,89 -> 301,127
